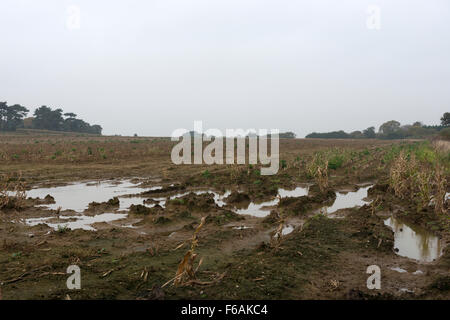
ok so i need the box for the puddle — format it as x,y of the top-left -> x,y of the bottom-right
235,198 -> 279,217
318,186 -> 372,215
27,180 -> 148,212
390,267 -> 407,273
278,187 -> 309,198
118,197 -> 160,211
25,213 -> 128,231
281,225 -> 294,235
235,186 -> 309,217
399,288 -> 414,294
190,190 -> 231,207
232,225 -> 253,230
119,190 -> 231,211
384,216 -> 444,262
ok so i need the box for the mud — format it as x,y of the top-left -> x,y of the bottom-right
0,136 -> 448,300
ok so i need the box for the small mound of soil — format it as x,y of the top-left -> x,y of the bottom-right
225,191 -> 250,203
43,194 -> 55,204
206,210 -> 245,226
141,184 -> 185,196
168,192 -> 217,211
88,197 -> 120,211
279,196 -> 313,215
262,210 -> 280,224
129,204 -> 152,215
367,183 -> 389,196
154,216 -> 171,224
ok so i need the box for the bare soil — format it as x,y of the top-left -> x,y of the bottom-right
0,135 -> 448,300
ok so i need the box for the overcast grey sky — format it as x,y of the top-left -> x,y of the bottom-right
1,0 -> 449,137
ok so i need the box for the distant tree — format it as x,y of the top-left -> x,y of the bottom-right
23,117 -> 33,129
0,102 -> 101,134
33,106 -> 64,131
64,112 -> 77,119
0,102 -> 29,131
0,102 -> 8,130
412,121 -> 423,127
439,127 -> 450,140
363,126 -> 376,138
279,131 -> 296,139
441,112 -> 450,126
89,125 -> 102,135
378,120 -> 401,135
407,125 -> 434,138
306,130 -> 350,139
349,131 -> 364,139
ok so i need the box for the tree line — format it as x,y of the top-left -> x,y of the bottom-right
306,112 -> 450,140
0,102 -> 102,135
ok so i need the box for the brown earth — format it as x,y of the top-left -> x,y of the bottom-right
0,134 -> 448,300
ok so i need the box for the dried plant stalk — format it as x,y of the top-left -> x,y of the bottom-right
434,164 -> 447,215
0,172 -> 26,210
163,216 -> 206,287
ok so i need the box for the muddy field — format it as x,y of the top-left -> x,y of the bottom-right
0,134 -> 449,300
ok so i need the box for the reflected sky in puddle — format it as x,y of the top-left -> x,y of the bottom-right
390,267 -> 407,273
236,186 -> 309,217
318,186 -> 372,215
25,213 -> 128,231
233,225 -> 253,230
119,190 -> 231,210
28,180 -> 233,213
278,187 -> 309,198
281,225 -> 294,235
384,216 -> 444,262
27,180 -> 148,212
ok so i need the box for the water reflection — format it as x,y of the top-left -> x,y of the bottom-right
384,216 -> 444,262
27,180 -> 148,212
25,213 -> 128,231
318,186 -> 372,214
235,186 -> 309,217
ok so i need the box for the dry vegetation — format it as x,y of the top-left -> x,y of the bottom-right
0,133 -> 448,300
0,172 -> 26,210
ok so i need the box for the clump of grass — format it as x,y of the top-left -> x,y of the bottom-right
328,154 -> 344,170
230,165 -> 244,181
434,164 -> 447,215
270,208 -> 285,251
389,151 -> 416,199
163,216 -> 206,287
316,161 -> 329,192
416,170 -> 432,211
371,196 -> 382,216
0,172 -> 26,210
307,153 -> 329,192
202,170 -> 211,179
390,149 -> 448,214
56,225 -> 69,233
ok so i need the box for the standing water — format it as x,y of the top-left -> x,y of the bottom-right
25,213 -> 128,231
384,216 -> 444,262
236,186 -> 309,217
318,186 -> 372,215
27,180 -> 147,212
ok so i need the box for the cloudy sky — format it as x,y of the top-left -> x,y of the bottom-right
1,0 -> 449,137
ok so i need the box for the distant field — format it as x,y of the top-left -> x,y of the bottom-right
0,134 -> 448,300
